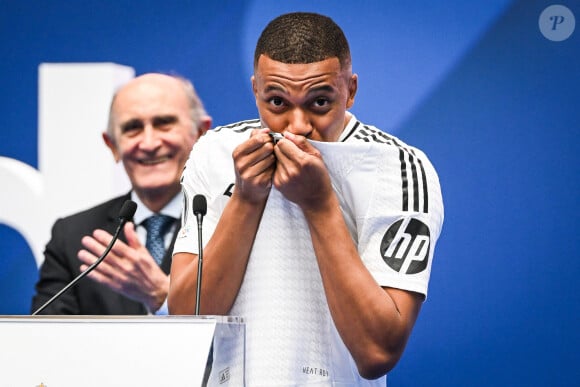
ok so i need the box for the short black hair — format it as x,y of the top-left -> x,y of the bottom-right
254,12 -> 351,69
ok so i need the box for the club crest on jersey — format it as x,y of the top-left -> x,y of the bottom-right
177,224 -> 191,239
380,218 -> 430,274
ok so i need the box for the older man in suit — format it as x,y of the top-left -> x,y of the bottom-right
31,73 -> 211,315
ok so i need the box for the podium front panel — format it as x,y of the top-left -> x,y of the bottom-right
0,315 -> 245,387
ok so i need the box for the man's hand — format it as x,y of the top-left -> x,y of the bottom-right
273,131 -> 334,211
77,222 -> 169,312
232,128 -> 277,203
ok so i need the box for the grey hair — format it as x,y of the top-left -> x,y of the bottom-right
105,74 -> 208,141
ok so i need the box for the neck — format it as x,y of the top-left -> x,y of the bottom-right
135,185 -> 180,213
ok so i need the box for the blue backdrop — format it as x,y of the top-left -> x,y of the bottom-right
1,1 -> 578,385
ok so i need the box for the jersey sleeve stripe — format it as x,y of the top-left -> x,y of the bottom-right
414,151 -> 429,213
408,152 -> 420,212
399,148 -> 410,211
215,119 -> 261,132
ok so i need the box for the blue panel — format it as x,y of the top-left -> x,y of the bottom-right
0,0 -> 578,385
0,225 -> 37,315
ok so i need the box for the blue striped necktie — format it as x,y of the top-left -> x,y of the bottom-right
143,215 -> 175,265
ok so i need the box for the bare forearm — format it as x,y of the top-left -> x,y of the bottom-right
169,193 -> 266,315
168,252 -> 198,314
201,194 -> 266,313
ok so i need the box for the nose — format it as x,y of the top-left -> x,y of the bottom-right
138,125 -> 162,151
286,108 -> 312,137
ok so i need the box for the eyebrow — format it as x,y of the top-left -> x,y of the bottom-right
264,85 -> 285,94
308,85 -> 336,94
120,118 -> 143,132
263,84 -> 336,95
152,115 -> 178,126
120,115 -> 178,129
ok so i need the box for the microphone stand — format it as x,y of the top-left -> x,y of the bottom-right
192,194 -> 207,316
195,214 -> 203,316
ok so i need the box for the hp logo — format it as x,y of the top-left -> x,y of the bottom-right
381,218 -> 430,274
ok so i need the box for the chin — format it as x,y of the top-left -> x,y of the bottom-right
136,179 -> 177,193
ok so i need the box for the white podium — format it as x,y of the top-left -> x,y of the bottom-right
0,315 -> 245,386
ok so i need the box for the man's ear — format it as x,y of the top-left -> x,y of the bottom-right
198,116 -> 212,137
102,132 -> 121,162
346,73 -> 358,109
251,75 -> 258,99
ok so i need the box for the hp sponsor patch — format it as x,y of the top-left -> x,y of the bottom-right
380,218 -> 430,274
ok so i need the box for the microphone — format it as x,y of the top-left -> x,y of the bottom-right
193,194 -> 207,315
32,200 -> 138,315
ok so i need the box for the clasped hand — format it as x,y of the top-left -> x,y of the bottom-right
77,222 -> 169,312
233,128 -> 334,210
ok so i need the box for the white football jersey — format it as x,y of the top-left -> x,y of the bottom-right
175,115 -> 444,386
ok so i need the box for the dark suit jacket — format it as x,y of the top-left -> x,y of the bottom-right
31,193 -> 177,315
